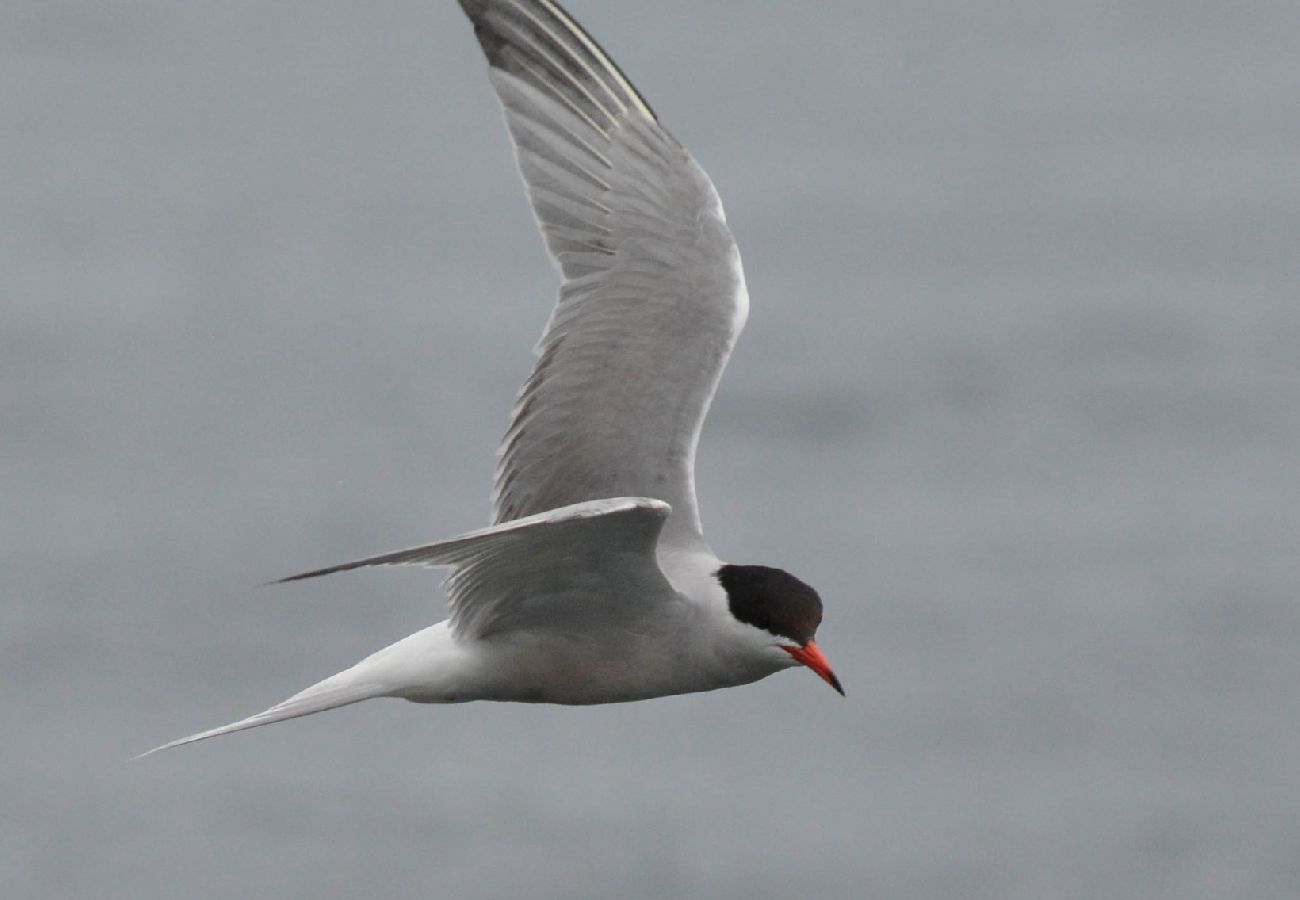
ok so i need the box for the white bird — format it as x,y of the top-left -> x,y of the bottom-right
142,0 -> 840,757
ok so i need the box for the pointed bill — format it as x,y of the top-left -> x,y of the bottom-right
783,641 -> 844,696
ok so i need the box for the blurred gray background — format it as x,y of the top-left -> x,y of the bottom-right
5,1 -> 1298,898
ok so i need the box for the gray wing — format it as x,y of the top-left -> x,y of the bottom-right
277,497 -> 676,640
457,0 -> 750,553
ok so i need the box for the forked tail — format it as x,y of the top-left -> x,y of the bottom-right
136,668 -> 390,758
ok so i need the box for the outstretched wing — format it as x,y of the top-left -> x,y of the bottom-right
458,0 -> 749,553
277,497 -> 677,640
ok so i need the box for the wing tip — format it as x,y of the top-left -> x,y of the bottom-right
270,557 -> 381,586
268,569 -> 327,586
455,0 -> 659,123
456,0 -> 511,68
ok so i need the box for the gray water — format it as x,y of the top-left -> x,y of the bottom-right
5,2 -> 1298,898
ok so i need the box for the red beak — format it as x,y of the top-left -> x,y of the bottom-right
782,641 -> 844,696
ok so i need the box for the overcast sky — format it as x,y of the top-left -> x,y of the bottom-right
5,2 -> 1298,898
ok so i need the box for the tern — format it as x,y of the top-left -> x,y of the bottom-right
143,0 -> 841,756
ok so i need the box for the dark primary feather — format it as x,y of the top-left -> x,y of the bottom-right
457,0 -> 658,125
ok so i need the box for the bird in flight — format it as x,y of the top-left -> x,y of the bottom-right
143,0 -> 841,756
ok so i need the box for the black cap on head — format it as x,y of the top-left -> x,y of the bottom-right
716,564 -> 823,646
